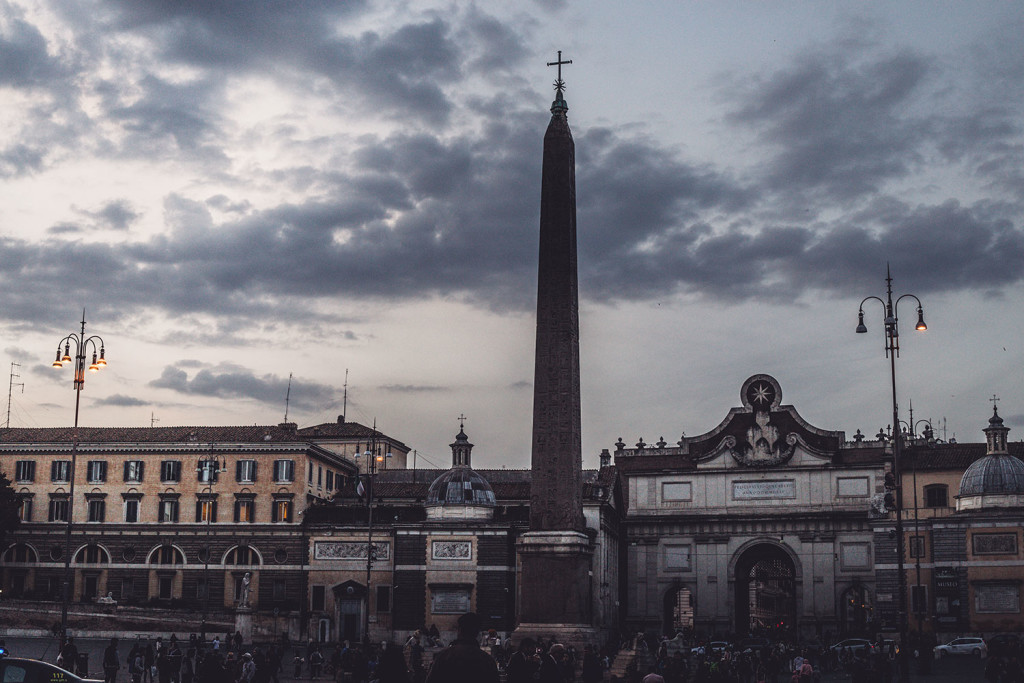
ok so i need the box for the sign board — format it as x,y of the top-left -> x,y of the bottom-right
431,589 -> 471,614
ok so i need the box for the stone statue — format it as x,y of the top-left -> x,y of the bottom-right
96,591 -> 116,605
238,572 -> 251,607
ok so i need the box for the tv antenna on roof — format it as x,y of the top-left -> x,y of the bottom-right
5,362 -> 24,429
284,372 -> 293,423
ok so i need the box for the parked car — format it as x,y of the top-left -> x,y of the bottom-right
708,641 -> 731,655
829,638 -> 874,656
0,657 -> 104,683
934,637 -> 988,658
987,634 -> 1021,657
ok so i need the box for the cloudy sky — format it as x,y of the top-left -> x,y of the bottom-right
2,1 -> 1023,470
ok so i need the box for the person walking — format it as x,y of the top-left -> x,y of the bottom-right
506,638 -> 539,683
103,637 -> 121,683
424,612 -> 499,683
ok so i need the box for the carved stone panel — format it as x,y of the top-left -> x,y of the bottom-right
314,541 -> 390,561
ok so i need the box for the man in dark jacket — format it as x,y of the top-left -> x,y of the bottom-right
424,613 -> 499,683
507,638 -> 539,683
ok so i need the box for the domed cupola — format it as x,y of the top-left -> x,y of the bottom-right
957,404 -> 1024,511
426,418 -> 496,519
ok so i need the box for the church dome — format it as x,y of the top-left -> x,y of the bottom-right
425,467 -> 496,507
959,454 -> 1024,498
425,421 -> 496,519
957,404 -> 1024,511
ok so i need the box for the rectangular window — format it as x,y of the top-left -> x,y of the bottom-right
924,485 -> 949,508
158,575 -> 173,600
376,585 -> 391,613
311,585 -> 326,611
663,544 -> 692,571
160,461 -> 181,483
195,499 -> 217,523
317,466 -> 323,488
326,470 -> 334,491
234,499 -> 254,523
272,499 -> 292,523
48,498 -> 69,522
910,535 -> 926,559
15,460 -> 35,482
124,460 -> 144,482
124,499 -> 139,523
86,460 -> 107,483
159,499 -> 179,523
273,578 -> 286,601
197,459 -> 219,483
236,460 -> 257,483
51,460 -> 71,482
18,498 -> 32,522
308,461 -> 314,483
87,499 -> 105,522
273,459 -> 294,483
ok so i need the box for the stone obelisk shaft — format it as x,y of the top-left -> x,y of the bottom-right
530,98 -> 585,534
516,84 -> 594,638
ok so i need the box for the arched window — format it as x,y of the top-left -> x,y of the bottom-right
3,543 -> 38,563
924,485 -> 949,508
225,545 -> 262,565
74,544 -> 110,564
148,545 -> 184,565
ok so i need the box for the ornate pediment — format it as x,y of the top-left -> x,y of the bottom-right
687,375 -> 844,467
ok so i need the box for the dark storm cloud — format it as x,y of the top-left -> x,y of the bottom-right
149,363 -> 337,411
0,5 -> 69,87
97,393 -> 148,407
730,50 -> 931,201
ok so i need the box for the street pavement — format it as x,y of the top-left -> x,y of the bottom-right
0,636 -> 992,682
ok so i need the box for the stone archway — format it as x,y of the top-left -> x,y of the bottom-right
733,543 -> 797,637
663,584 -> 695,636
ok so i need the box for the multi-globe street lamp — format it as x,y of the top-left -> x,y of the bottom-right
355,424 -> 390,646
856,266 -> 926,683
51,313 -> 108,647
899,412 -> 935,638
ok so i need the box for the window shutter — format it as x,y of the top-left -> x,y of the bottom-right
173,502 -> 179,522
234,501 -> 240,523
236,461 -> 242,482
100,461 -> 107,481
212,501 -> 218,521
195,500 -> 202,521
251,461 -> 257,482
174,461 -> 181,481
138,462 -> 144,481
51,461 -> 58,480
272,502 -> 278,523
124,461 -> 130,481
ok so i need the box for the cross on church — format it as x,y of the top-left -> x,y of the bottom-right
990,394 -> 1001,410
458,413 -> 467,430
547,50 -> 572,91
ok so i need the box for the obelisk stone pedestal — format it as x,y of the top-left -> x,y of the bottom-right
234,606 -> 253,644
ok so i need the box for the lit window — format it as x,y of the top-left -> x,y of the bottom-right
235,499 -> 255,523
196,498 -> 217,523
18,497 -> 32,522
272,499 -> 292,523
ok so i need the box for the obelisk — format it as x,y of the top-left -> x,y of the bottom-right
515,52 -> 596,645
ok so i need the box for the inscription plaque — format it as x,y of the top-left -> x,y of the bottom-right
733,480 -> 795,500
431,589 -> 471,614
972,533 -> 1017,555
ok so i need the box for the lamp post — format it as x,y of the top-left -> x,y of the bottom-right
857,266 -> 926,683
899,410 -> 935,637
51,312 -> 108,648
196,447 -> 226,643
355,423 -> 391,646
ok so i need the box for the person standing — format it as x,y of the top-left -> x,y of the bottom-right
103,637 -> 121,683
424,613 -> 499,683
506,638 -> 539,683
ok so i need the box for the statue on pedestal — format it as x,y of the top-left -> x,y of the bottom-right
238,572 -> 251,608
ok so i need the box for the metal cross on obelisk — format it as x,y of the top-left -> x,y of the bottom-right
546,50 -> 572,91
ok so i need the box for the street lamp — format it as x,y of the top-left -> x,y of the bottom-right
355,423 -> 391,646
856,266 -> 926,683
51,312 -> 108,648
898,409 -> 936,638
196,447 -> 226,642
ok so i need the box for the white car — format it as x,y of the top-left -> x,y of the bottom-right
934,637 -> 988,658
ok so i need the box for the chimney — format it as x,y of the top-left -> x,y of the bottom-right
337,415 -> 345,424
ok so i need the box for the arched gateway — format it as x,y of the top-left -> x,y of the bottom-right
733,543 -> 797,636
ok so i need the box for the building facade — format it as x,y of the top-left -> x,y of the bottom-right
0,422 -> 367,638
